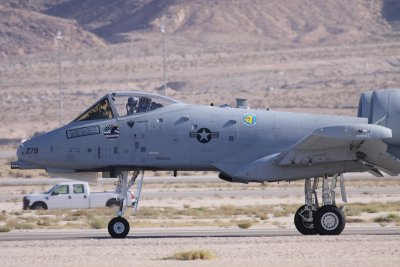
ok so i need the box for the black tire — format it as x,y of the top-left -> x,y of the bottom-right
314,205 -> 345,235
294,205 -> 317,235
31,202 -> 47,210
108,217 -> 130,238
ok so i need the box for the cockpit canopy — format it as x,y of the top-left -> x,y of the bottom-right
75,92 -> 180,122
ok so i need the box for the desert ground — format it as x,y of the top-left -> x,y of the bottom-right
0,176 -> 400,267
0,234 -> 399,267
2,41 -> 400,141
0,173 -> 399,265
1,1 -> 400,143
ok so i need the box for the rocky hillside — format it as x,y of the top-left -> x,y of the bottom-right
0,4 -> 105,56
1,0 -> 400,55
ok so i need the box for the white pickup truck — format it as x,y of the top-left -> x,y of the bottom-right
22,181 -> 128,210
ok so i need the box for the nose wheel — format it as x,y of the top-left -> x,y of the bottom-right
108,217 -> 130,238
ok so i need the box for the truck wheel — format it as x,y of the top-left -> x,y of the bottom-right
106,199 -> 120,208
31,202 -> 47,210
108,217 -> 130,238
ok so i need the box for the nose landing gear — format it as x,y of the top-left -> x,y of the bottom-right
108,170 -> 144,238
294,174 -> 347,235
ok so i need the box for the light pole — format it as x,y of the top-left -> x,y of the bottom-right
161,17 -> 166,96
56,30 -> 63,127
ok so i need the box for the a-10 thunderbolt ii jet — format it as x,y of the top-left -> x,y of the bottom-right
11,89 -> 400,238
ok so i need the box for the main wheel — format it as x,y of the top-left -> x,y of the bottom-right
314,205 -> 345,235
294,205 -> 317,235
108,217 -> 130,238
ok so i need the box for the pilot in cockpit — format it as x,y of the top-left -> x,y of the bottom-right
126,97 -> 138,115
137,97 -> 152,113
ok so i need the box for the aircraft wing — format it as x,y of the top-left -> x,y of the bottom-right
232,124 -> 400,182
275,124 -> 400,175
275,124 -> 392,166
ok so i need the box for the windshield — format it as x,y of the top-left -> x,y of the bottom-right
73,92 -> 179,122
75,97 -> 114,122
44,185 -> 57,194
111,92 -> 179,117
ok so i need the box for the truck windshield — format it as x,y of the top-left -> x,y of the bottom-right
44,185 -> 57,194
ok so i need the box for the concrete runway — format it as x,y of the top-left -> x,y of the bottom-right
1,227 -> 399,241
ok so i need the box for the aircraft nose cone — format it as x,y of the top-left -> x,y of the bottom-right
11,140 -> 31,170
17,138 -> 39,160
16,141 -> 25,159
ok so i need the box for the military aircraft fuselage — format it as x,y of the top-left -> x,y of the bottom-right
16,92 -> 366,182
13,90 -> 400,237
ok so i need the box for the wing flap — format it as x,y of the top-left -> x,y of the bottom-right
358,139 -> 400,176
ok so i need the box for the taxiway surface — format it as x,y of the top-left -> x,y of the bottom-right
1,226 -> 399,241
1,227 -> 399,267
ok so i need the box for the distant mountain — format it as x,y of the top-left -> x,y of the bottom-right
0,4 -> 105,56
1,0 -> 400,55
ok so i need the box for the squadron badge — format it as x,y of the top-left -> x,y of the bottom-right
243,113 -> 257,126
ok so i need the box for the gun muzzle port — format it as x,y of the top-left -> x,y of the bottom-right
10,161 -> 20,169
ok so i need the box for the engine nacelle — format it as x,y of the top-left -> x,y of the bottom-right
357,91 -> 372,119
358,89 -> 400,145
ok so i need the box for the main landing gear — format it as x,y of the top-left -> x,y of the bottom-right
294,174 -> 347,235
108,170 -> 144,238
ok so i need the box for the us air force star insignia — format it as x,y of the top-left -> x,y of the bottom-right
189,128 -> 219,143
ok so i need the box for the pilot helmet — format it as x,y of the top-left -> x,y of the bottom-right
140,97 -> 151,107
127,96 -> 138,106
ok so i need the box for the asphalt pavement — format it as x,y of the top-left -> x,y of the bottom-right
0,227 -> 399,241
